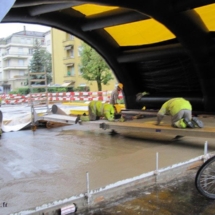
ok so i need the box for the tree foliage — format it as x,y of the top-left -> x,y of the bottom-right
29,39 -> 52,84
80,43 -> 113,91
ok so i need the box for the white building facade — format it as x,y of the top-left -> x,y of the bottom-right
0,27 -> 51,93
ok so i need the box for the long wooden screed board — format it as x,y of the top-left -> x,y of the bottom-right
41,113 -> 215,139
96,116 -> 215,139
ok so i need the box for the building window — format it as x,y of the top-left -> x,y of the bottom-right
27,38 -> 31,44
70,49 -> 74,58
69,34 -> 74,40
18,59 -> 24,66
18,48 -> 23,54
78,65 -> 82,75
29,48 -> 33,54
46,40 -> 50,45
19,70 -> 24,76
67,65 -> 75,76
21,38 -> 25,44
78,46 -> 83,57
67,48 -> 74,58
65,45 -> 74,58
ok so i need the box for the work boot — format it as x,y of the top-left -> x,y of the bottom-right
183,118 -> 195,128
75,115 -> 81,124
192,117 -> 204,128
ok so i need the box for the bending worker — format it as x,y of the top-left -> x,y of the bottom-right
156,98 -> 203,128
75,101 -> 122,123
109,83 -> 123,105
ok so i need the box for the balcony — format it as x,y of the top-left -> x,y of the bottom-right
1,79 -> 9,83
3,65 -> 28,70
2,52 -> 32,60
63,40 -> 74,47
63,76 -> 76,85
64,71 -> 75,77
1,41 -> 45,46
63,57 -> 75,65
13,75 -> 28,79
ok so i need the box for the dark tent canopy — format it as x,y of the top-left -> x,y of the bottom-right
3,0 -> 215,112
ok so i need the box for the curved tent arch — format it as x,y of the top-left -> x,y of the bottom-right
2,0 -> 215,112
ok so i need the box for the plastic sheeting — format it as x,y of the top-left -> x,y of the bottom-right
2,113 -> 31,132
0,104 -> 88,132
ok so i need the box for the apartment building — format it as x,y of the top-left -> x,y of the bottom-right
0,26 -> 51,93
51,28 -> 116,91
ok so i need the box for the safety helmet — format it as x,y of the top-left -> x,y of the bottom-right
118,83 -> 123,90
114,104 -> 122,114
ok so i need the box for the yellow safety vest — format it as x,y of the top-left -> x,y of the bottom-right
89,101 -> 115,121
158,98 -> 192,116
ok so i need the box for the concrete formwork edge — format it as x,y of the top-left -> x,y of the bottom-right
12,154 -> 210,215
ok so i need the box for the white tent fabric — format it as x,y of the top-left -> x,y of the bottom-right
2,113 -> 31,132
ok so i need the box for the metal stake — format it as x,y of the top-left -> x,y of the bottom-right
204,141 -> 208,162
155,152 -> 159,182
86,172 -> 90,204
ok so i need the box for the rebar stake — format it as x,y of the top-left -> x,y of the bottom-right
155,152 -> 160,182
204,141 -> 208,162
86,171 -> 91,205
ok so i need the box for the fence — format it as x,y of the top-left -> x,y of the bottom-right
1,91 -> 123,105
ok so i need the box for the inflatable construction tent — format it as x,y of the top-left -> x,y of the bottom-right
2,0 -> 215,112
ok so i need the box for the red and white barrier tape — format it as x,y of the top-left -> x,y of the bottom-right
1,91 -> 123,104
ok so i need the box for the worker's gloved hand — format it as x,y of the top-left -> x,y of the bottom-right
118,117 -> 126,122
108,119 -> 118,122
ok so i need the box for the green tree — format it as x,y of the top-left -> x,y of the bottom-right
29,39 -> 52,84
80,43 -> 113,91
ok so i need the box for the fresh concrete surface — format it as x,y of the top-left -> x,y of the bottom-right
0,105 -> 215,214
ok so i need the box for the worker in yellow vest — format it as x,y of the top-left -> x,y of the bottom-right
156,98 -> 203,128
89,101 -> 116,121
109,83 -> 123,105
75,101 -> 122,123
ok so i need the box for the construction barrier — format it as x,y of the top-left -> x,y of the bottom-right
0,91 -> 123,105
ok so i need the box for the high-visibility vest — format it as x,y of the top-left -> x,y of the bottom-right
89,101 -> 115,121
158,98 -> 192,116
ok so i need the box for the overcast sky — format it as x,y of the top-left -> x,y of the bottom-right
0,23 -> 51,38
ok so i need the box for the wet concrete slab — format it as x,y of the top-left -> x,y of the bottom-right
0,109 -> 215,214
